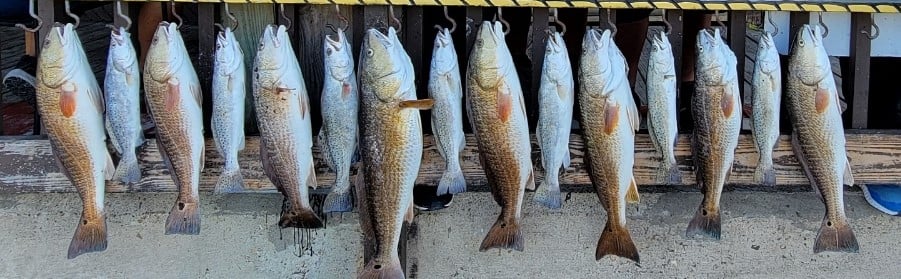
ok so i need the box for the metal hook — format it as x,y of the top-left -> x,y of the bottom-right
440,6 -> 457,33
335,5 -> 349,31
65,0 -> 80,28
15,0 -> 42,33
115,1 -> 132,30
215,2 -> 238,32
661,9 -> 672,35
861,14 -> 879,40
388,6 -> 402,34
766,11 -> 778,37
817,12 -> 829,38
498,7 -> 510,35
606,9 -> 617,37
170,0 -> 182,29
278,4 -> 292,30
552,9 -> 566,36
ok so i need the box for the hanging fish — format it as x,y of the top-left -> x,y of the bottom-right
211,26 -> 247,193
37,23 -> 115,259
320,28 -> 359,212
645,30 -> 681,185
428,27 -> 467,195
786,24 -> 858,253
579,28 -> 641,263
144,22 -> 206,235
358,27 -> 432,278
104,26 -> 144,185
534,30 -> 574,209
467,21 -> 533,252
253,25 -> 323,228
750,31 -> 782,186
686,28 -> 742,240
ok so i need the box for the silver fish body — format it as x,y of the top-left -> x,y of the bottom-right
320,28 -> 360,213
428,27 -> 467,195
645,31 -> 681,185
534,30 -> 574,209
104,26 -> 144,185
750,32 -> 782,186
212,27 -> 247,193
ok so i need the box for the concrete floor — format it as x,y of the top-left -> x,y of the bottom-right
1,191 -> 898,278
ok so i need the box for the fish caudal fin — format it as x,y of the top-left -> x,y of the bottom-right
656,161 -> 683,185
436,168 -> 467,195
754,163 -> 776,187
686,207 -> 721,240
323,181 -> 354,213
279,206 -> 324,229
67,214 -> 107,259
165,201 -> 201,235
358,258 -> 404,279
596,220 -> 640,263
533,176 -> 562,209
213,169 -> 245,194
813,217 -> 859,253
114,156 -> 142,184
479,216 -> 524,252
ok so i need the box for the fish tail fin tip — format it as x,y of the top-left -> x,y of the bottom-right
754,164 -> 777,186
212,169 -> 245,194
595,221 -> 640,263
533,178 -> 562,209
814,217 -> 859,253
436,169 -> 467,195
479,217 -> 524,252
114,156 -> 142,184
358,259 -> 404,279
663,162 -> 683,185
278,207 -> 324,229
323,186 -> 354,213
67,215 -> 108,259
164,201 -> 201,235
686,207 -> 721,240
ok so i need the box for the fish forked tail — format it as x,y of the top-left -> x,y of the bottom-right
656,161 -> 683,185
67,213 -> 108,259
279,205 -> 324,229
213,169 -> 245,194
323,176 -> 354,213
595,219 -> 640,263
533,175 -> 562,209
114,155 -> 142,185
358,257 -> 404,279
436,166 -> 467,195
165,200 -> 201,235
479,215 -> 524,252
686,206 -> 721,240
754,163 -> 776,187
814,216 -> 859,253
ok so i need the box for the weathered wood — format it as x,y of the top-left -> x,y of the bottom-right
229,3 -> 273,136
197,3 -> 216,136
728,11 -> 747,100
459,6 -> 482,133
3,133 -> 899,194
849,13 -> 872,129
531,7 -> 549,130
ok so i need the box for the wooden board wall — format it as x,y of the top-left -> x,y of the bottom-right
2,133 -> 899,194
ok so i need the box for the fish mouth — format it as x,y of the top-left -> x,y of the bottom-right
325,34 -> 343,50
546,31 -> 564,51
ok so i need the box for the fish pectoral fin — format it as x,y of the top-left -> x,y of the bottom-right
626,176 -> 640,204
398,99 -> 435,110
844,160 -> 855,186
815,87 -> 831,114
721,87 -> 735,117
555,83 -> 568,100
497,84 -> 514,122
60,82 -> 78,117
165,78 -> 181,112
603,100 -> 620,135
341,82 -> 352,100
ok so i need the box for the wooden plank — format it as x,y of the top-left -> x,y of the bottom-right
3,133 -> 900,194
36,0 -> 65,136
729,11 -> 747,101
197,3 -> 216,136
531,8 -> 548,131
849,13 -> 872,129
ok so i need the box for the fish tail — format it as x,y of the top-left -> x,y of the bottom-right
814,216 -> 859,253
358,257 -> 404,279
436,165 -> 467,195
67,213 -> 107,259
754,162 -> 776,187
479,215 -> 524,252
533,175 -> 562,209
279,206 -> 324,229
165,200 -> 201,235
213,168 -> 245,194
595,219 -> 640,263
686,206 -> 721,240
114,154 -> 142,184
323,173 -> 354,213
656,161 -> 683,185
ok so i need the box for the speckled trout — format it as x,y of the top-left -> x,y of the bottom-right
320,28 -> 359,213
645,30 -> 681,185
750,31 -> 782,186
534,30 -> 574,209
37,22 -> 115,259
104,26 -> 144,185
428,27 -> 466,195
211,26 -> 246,193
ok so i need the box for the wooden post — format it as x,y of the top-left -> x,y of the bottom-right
197,3 -> 216,136
788,12 -> 809,44
531,8 -> 549,132
230,3 -> 274,136
404,6 -> 427,131
460,7 -> 482,133
667,10 -> 684,129
729,11 -> 747,100
35,0 -> 64,135
849,13 -> 872,129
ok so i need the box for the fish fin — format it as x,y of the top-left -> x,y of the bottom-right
603,100 -> 621,135
626,177 -> 640,204
213,169 -> 245,194
815,87 -> 830,114
813,217 -> 859,253
562,150 -> 571,169
721,89 -> 735,117
114,155 -> 142,184
105,119 -> 122,155
534,174 -> 562,209
67,214 -> 107,259
323,178 -> 353,213
754,163 -> 776,187
104,152 -> 116,181
278,206 -> 324,229
259,140 -> 279,191
665,162 -> 683,185
317,129 -> 333,170
60,83 -> 78,117
844,161 -> 855,186
525,169 -> 536,191
358,258 -> 404,279
307,161 -> 318,189
742,104 -> 753,118
200,142 -> 206,173
156,138 -> 179,187
497,85 -> 514,122
479,216 -> 524,252
791,133 -> 820,198
165,200 -> 201,235
165,78 -> 181,112
399,99 -> 434,110
298,90 -> 309,119
686,207 -> 721,240
341,82 -> 352,100
596,219 -> 640,263
191,83 -> 202,107
627,96 -> 640,132
437,167 -> 467,195
404,200 -> 415,225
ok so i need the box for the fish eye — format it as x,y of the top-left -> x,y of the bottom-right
476,39 -> 483,45
799,40 -> 805,46
698,46 -> 703,52
366,49 -> 373,57
326,48 -> 333,56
